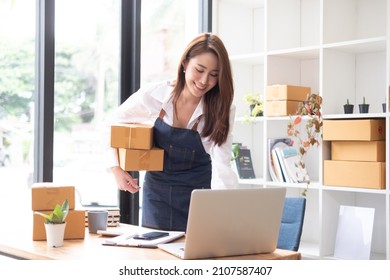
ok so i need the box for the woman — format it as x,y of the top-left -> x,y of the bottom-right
107,33 -> 238,231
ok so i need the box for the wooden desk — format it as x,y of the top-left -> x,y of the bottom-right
0,223 -> 300,260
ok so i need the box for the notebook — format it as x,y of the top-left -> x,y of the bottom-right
103,230 -> 185,248
158,187 -> 286,259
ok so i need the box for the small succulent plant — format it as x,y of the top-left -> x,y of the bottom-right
35,199 -> 69,224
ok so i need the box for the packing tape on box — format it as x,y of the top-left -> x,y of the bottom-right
128,127 -> 137,145
139,151 -> 151,167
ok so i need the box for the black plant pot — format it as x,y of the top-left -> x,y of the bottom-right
383,103 -> 386,113
359,104 -> 369,114
343,104 -> 354,114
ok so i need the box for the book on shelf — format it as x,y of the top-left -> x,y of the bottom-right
274,146 -> 294,183
271,147 -> 285,182
268,138 -> 292,182
272,144 -> 308,183
275,146 -> 301,183
234,145 -> 256,179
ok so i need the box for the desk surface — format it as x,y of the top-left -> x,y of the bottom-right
0,223 -> 301,260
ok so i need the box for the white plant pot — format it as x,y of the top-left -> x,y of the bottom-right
45,223 -> 67,247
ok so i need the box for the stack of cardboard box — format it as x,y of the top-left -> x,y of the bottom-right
323,119 -> 386,189
111,123 -> 164,171
32,182 -> 85,240
265,85 -> 311,116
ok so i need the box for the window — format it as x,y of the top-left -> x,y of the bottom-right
53,0 -> 120,207
52,0 -> 199,208
0,0 -> 204,224
0,0 -> 35,217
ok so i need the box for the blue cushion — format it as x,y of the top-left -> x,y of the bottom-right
277,197 -> 306,251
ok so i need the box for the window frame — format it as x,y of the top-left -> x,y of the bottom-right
33,0 -> 212,225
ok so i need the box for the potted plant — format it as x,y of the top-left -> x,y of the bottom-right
35,199 -> 69,247
383,99 -> 386,113
343,99 -> 354,114
231,143 -> 240,161
287,93 -> 323,196
244,92 -> 263,117
359,96 -> 369,113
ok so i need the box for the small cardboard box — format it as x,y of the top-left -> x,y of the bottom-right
323,119 -> 386,141
323,160 -> 385,189
111,123 -> 153,150
33,210 -> 85,240
118,147 -> 164,171
331,141 -> 385,162
265,100 -> 301,116
31,183 -> 75,211
266,85 -> 311,101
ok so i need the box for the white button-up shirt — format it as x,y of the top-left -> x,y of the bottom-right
106,80 -> 239,189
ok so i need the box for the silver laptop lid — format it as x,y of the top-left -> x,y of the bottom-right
183,187 -> 286,259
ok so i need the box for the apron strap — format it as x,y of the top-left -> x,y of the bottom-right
159,109 -> 203,131
192,115 -> 203,131
159,108 -> 166,119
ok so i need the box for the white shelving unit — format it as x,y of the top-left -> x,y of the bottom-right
213,0 -> 389,260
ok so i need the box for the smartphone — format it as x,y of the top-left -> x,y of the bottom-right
133,231 -> 169,240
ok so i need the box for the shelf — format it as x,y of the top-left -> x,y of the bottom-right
266,37 -> 386,57
321,252 -> 387,261
323,37 -> 387,54
323,0 -> 387,44
322,186 -> 387,195
238,178 -> 323,194
235,116 -> 264,123
323,113 -> 387,120
264,181 -> 321,190
230,52 -> 265,64
238,178 -> 264,185
299,241 -> 320,260
267,46 -> 320,59
220,0 -> 264,9
236,115 -> 325,123
216,0 -> 389,260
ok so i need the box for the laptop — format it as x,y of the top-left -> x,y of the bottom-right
158,187 -> 286,259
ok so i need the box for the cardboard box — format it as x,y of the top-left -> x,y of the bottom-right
323,119 -> 386,141
31,183 -> 75,211
266,85 -> 311,101
331,141 -> 385,162
111,123 -> 153,149
323,160 -> 385,189
33,210 -> 85,240
265,100 -> 301,116
118,148 -> 164,171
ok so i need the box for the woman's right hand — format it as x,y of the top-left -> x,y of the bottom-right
111,166 -> 140,193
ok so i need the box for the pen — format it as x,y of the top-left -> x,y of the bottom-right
137,244 -> 157,249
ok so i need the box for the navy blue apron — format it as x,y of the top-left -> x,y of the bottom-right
142,109 -> 212,231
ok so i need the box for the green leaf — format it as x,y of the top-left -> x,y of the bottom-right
61,199 -> 69,221
34,199 -> 69,224
34,211 -> 52,221
231,143 -> 240,161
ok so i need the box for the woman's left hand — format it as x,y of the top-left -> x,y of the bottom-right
111,166 -> 140,193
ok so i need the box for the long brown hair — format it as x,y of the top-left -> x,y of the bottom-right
172,33 -> 234,146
